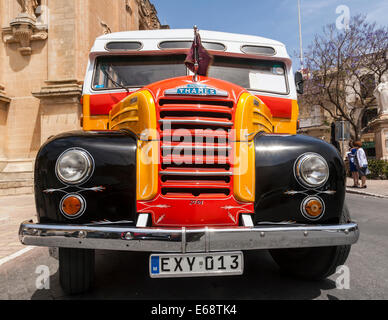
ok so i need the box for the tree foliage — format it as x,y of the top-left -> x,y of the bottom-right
302,15 -> 388,140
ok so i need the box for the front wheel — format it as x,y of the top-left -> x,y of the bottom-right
269,204 -> 352,280
59,248 -> 95,295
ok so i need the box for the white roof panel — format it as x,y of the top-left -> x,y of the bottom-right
96,29 -> 285,46
91,29 -> 290,60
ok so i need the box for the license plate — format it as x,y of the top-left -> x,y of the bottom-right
149,252 -> 244,278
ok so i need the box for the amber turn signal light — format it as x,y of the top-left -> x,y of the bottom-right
60,194 -> 85,218
301,197 -> 324,220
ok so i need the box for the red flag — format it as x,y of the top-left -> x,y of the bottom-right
185,31 -> 213,77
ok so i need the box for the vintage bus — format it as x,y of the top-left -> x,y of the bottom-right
19,29 -> 359,294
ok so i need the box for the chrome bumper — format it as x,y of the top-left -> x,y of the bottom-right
19,221 -> 359,253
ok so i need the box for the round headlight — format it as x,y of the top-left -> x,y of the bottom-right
55,148 -> 93,185
295,153 -> 329,188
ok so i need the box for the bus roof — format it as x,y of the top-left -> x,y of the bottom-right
91,29 -> 290,61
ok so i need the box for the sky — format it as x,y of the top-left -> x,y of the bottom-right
152,0 -> 388,70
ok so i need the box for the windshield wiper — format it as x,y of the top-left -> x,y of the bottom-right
100,65 -> 130,93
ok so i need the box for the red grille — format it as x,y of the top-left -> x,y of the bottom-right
158,98 -> 234,197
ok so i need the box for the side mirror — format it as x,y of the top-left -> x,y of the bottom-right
295,71 -> 304,95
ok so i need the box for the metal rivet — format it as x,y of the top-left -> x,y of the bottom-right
304,231 -> 309,237
344,229 -> 349,235
125,232 -> 133,240
260,232 -> 265,238
78,231 -> 87,238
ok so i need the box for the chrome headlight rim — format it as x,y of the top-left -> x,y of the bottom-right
59,193 -> 87,219
294,152 -> 329,189
300,195 -> 326,221
55,148 -> 94,186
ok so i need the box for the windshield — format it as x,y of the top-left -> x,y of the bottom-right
93,55 -> 187,90
210,56 -> 288,95
92,55 -> 288,95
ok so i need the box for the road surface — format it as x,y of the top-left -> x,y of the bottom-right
1,194 -> 387,300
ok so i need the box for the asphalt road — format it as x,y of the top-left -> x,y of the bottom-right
1,194 -> 387,300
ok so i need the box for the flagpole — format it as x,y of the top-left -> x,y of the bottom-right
186,25 -> 211,81
297,0 -> 304,70
193,25 -> 199,82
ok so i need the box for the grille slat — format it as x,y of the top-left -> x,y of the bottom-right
159,119 -> 233,127
161,144 -> 231,150
162,155 -> 230,165
161,187 -> 230,197
161,163 -> 231,170
161,144 -> 230,157
160,170 -> 233,176
161,181 -> 230,188
161,129 -> 229,142
160,105 -> 233,115
159,99 -> 234,108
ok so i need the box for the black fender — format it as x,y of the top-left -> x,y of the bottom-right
34,130 -> 137,224
254,133 -> 346,224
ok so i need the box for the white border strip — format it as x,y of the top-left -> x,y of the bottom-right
0,246 -> 35,267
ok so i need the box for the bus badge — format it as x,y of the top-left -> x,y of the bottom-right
165,83 -> 228,97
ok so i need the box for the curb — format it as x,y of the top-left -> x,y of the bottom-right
346,188 -> 388,199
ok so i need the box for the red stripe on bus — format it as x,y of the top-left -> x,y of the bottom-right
256,95 -> 292,119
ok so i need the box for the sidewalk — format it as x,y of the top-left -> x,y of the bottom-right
0,194 -> 36,262
346,177 -> 388,198
0,179 -> 387,266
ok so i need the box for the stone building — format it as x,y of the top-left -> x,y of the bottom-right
0,0 -> 164,196
298,104 -> 331,142
298,71 -> 388,160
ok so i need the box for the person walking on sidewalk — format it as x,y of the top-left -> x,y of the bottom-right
354,141 -> 369,189
347,141 -> 359,187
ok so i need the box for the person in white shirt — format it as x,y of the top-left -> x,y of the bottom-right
354,141 -> 368,188
347,141 -> 359,187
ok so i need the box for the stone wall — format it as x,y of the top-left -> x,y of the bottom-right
0,0 -> 162,195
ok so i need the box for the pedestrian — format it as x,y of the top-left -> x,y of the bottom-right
354,141 -> 369,188
347,141 -> 359,187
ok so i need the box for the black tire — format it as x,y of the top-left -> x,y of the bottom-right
269,204 -> 351,280
59,248 -> 95,295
